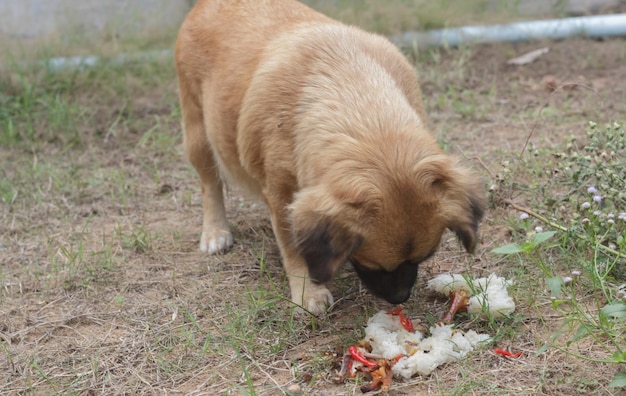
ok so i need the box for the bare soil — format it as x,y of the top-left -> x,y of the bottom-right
1,37 -> 625,395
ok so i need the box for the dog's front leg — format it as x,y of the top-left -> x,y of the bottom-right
267,200 -> 333,316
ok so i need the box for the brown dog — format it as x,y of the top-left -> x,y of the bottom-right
175,0 -> 486,315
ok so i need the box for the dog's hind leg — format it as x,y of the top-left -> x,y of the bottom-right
179,80 -> 233,255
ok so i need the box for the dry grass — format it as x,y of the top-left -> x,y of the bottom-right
2,2 -> 626,395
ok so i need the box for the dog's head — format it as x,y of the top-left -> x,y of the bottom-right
290,149 -> 485,304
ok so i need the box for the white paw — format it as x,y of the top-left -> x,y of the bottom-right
294,287 -> 334,316
199,229 -> 233,255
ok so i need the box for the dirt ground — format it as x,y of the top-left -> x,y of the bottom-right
1,35 -> 625,395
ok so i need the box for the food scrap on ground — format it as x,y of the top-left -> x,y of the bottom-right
493,349 -> 523,358
337,274 -> 517,392
337,308 -> 491,392
427,273 -> 516,321
386,307 -> 415,332
441,289 -> 470,324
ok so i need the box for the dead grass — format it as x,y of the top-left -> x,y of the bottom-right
2,2 -> 626,395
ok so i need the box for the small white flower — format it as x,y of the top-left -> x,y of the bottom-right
593,195 -> 603,203
571,270 -> 582,276
581,202 -> 591,209
587,186 -> 597,194
608,219 -> 615,225
593,210 -> 601,216
535,226 -> 544,233
581,218 -> 590,224
520,212 -> 529,220
563,276 -> 573,284
618,213 -> 626,220
608,213 -> 615,218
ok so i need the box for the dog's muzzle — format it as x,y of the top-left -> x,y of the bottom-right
351,259 -> 418,304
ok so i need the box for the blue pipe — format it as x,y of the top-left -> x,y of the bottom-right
39,14 -> 626,71
391,13 -> 626,48
44,49 -> 172,72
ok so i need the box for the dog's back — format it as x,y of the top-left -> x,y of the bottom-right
175,0 -> 332,128
175,0 -> 430,190
175,0 -> 334,189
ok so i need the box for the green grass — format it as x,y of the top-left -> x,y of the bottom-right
493,122 -> 626,389
301,0 -> 537,33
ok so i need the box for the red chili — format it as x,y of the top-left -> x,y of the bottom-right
392,354 -> 405,364
348,345 -> 377,367
347,358 -> 356,378
493,349 -> 522,358
386,307 -> 415,332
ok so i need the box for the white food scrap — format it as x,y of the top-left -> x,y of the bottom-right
428,273 -> 516,318
363,311 -> 490,379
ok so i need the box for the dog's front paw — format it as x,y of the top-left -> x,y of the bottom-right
293,286 -> 334,316
199,229 -> 233,254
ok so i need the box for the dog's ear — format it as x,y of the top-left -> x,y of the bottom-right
420,157 -> 486,254
443,166 -> 486,254
293,218 -> 363,284
447,188 -> 485,253
290,187 -> 365,284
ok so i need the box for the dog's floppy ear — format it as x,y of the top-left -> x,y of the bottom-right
443,166 -> 486,254
290,187 -> 365,284
293,218 -> 363,284
447,188 -> 485,253
420,157 -> 486,254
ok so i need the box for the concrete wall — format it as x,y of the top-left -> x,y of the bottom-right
0,0 -> 192,42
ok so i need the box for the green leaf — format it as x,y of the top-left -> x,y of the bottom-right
550,299 -> 568,309
492,244 -> 524,255
531,231 -> 557,246
600,302 -> 626,321
568,325 -> 591,345
609,372 -> 626,388
545,276 -> 564,298
536,344 -> 551,355
613,351 -> 626,364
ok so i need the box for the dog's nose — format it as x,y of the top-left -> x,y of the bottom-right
352,260 -> 417,304
384,289 -> 412,304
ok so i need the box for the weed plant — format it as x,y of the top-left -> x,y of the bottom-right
494,122 -> 626,389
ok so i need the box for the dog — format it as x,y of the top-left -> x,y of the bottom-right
175,0 -> 486,315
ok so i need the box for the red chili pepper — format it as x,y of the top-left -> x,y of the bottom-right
391,354 -> 405,365
348,345 -> 377,367
386,307 -> 403,315
493,349 -> 522,358
386,307 -> 415,332
347,358 -> 356,378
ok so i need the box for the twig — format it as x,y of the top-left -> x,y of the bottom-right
505,200 -> 567,232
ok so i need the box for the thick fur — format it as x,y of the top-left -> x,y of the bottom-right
175,0 -> 486,315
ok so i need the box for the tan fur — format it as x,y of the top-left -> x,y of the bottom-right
175,0 -> 486,315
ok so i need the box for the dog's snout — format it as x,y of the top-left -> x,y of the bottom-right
384,288 -> 412,304
351,260 -> 418,303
